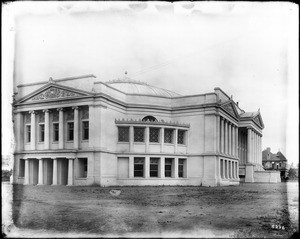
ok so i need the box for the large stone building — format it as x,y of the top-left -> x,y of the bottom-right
262,147 -> 289,180
12,75 -> 266,187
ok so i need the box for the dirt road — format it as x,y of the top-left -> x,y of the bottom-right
2,182 -> 298,238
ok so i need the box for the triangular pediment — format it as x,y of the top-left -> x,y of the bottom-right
253,112 -> 264,129
220,101 -> 239,119
16,83 -> 92,104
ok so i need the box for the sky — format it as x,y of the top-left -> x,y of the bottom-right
2,2 -> 299,165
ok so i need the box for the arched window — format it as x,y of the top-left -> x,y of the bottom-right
142,115 -> 157,122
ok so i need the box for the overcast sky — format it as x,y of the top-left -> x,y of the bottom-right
2,2 -> 299,165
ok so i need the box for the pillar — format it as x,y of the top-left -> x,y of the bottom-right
247,128 -> 251,163
145,156 -> 150,178
160,157 -> 165,178
52,158 -> 58,185
145,127 -> 149,152
221,118 -> 224,153
174,129 -> 178,153
73,106 -> 79,149
30,111 -> 36,150
160,127 -> 164,153
67,158 -> 74,186
43,110 -> 50,150
129,156 -> 134,178
216,116 -> 220,152
259,135 -> 262,165
226,160 -> 229,178
58,108 -> 64,149
224,120 -> 228,154
222,159 -> 225,179
37,158 -> 44,185
24,159 -> 30,185
232,126 -> 235,157
174,157 -> 178,178
236,126 -> 239,157
228,123 -> 232,156
129,126 -> 134,152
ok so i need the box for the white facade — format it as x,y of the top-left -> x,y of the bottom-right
12,75 -> 265,187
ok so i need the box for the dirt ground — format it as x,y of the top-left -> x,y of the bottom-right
2,182 -> 299,238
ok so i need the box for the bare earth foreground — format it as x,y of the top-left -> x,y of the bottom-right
2,182 -> 299,238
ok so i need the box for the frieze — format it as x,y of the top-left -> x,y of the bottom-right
31,87 -> 83,101
115,118 -> 190,128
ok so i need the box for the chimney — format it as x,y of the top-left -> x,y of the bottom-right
267,147 -> 271,159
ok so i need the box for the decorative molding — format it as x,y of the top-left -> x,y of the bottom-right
29,110 -> 36,114
115,118 -> 190,128
43,109 -> 50,113
31,87 -> 84,101
222,103 -> 237,118
57,108 -> 64,112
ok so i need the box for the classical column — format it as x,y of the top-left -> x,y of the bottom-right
67,158 -> 74,186
220,118 -> 225,154
235,126 -> 238,157
228,123 -> 232,156
160,127 -> 165,153
219,158 -> 222,179
174,157 -> 179,178
145,127 -> 149,152
229,160 -> 232,179
247,128 -> 251,163
233,161 -> 235,179
73,106 -> 79,149
226,160 -> 229,179
30,111 -> 36,150
174,129 -> 178,153
236,161 -> 239,178
52,158 -> 58,185
232,126 -> 235,157
145,157 -> 150,178
37,158 -> 44,185
129,126 -> 134,152
129,156 -> 134,178
58,108 -> 64,149
43,110 -> 50,149
259,135 -> 262,165
216,115 -> 220,152
160,157 -> 165,178
24,159 -> 30,185
224,120 -> 228,155
222,159 -> 225,179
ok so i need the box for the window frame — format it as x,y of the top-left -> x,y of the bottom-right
67,121 -> 74,141
53,123 -> 59,142
39,123 -> 45,142
164,128 -> 174,144
149,127 -> 160,143
134,127 -> 145,143
165,158 -> 173,177
150,158 -> 159,177
118,126 -> 130,142
134,157 -> 145,177
82,120 -> 89,140
25,125 -> 31,143
177,130 -> 186,145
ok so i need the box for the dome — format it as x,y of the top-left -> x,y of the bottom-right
106,78 -> 181,98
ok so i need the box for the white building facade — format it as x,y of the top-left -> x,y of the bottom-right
12,75 -> 265,187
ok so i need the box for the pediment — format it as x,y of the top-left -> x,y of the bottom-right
220,101 -> 239,119
253,112 -> 264,129
17,83 -> 92,104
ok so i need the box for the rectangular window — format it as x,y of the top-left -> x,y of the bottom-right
19,159 -> 25,177
150,158 -> 159,177
149,128 -> 160,143
164,129 -> 174,143
178,158 -> 185,178
82,121 -> 89,140
26,125 -> 31,143
53,123 -> 59,142
118,127 -> 129,142
177,130 -> 186,145
165,158 -> 173,177
134,157 -> 144,177
134,127 -> 145,142
68,122 -> 74,141
39,124 -> 45,142
78,158 -> 88,178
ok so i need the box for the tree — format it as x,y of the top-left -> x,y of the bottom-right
287,168 -> 298,180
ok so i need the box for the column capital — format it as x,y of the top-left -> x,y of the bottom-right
57,108 -> 64,112
72,106 -> 79,110
43,109 -> 50,113
29,110 -> 36,114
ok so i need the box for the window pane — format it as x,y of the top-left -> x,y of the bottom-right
149,128 -> 159,143
177,130 -> 185,144
53,123 -> 59,141
134,157 -> 144,177
26,125 -> 31,142
118,127 -> 129,142
83,121 -> 89,140
40,124 -> 45,142
165,158 -> 173,177
68,122 -> 74,141
164,129 -> 173,143
134,127 -> 144,142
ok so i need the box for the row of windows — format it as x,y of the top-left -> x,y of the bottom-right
133,157 -> 186,178
118,127 -> 187,145
25,121 -> 89,143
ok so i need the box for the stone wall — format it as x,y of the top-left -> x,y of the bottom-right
254,171 -> 281,183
